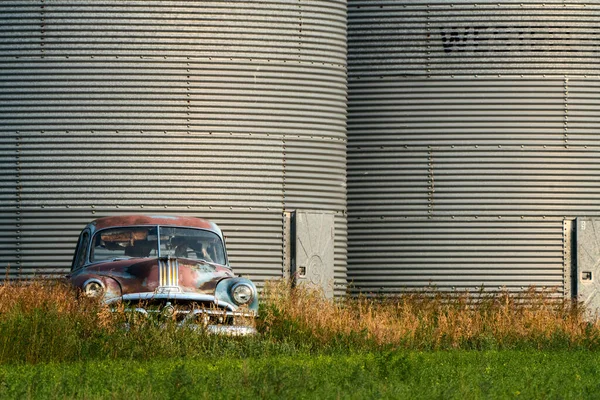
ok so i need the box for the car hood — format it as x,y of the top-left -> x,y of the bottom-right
71,257 -> 234,297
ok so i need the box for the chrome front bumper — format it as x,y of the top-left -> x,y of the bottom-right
110,294 -> 258,336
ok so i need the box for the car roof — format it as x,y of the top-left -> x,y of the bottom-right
92,215 -> 217,232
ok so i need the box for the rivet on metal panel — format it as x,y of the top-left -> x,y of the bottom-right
141,205 -> 144,208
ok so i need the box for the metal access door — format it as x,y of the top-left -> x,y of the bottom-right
293,210 -> 335,298
577,218 -> 600,314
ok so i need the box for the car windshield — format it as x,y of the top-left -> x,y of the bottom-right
91,226 -> 226,265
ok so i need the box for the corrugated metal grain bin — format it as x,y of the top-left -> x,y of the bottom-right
0,1 -> 347,294
347,0 -> 600,295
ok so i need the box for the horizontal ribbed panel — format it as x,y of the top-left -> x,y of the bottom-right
347,0 -> 600,295
349,0 -> 600,77
0,0 -> 348,287
348,219 -> 565,292
1,1 -> 346,64
348,78 -> 566,147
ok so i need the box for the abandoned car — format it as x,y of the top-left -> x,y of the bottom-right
69,215 -> 258,335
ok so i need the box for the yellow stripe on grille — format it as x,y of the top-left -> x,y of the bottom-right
159,259 -> 179,287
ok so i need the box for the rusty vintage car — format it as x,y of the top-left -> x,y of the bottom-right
68,215 -> 258,335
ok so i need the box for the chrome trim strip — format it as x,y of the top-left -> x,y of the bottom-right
158,257 -> 180,289
107,292 -> 237,311
205,325 -> 257,336
121,308 -> 256,318
82,278 -> 105,290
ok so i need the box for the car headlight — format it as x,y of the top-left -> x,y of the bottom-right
231,283 -> 254,305
83,280 -> 105,298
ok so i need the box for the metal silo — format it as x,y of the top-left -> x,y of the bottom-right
0,1 -> 347,294
347,1 -> 600,295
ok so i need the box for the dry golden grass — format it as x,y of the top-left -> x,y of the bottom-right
260,280 -> 600,350
1,278 -> 600,362
0,278 -> 99,316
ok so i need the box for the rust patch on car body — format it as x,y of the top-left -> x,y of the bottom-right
94,215 -> 215,231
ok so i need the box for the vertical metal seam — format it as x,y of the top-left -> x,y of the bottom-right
40,0 -> 45,59
15,131 -> 22,270
426,3 -> 431,78
298,0 -> 303,60
281,115 -> 287,279
563,219 -> 570,299
563,76 -> 569,149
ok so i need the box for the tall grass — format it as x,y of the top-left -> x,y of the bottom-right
0,279 -> 599,364
260,281 -> 600,351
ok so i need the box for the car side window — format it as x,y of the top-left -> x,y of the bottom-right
73,231 -> 90,271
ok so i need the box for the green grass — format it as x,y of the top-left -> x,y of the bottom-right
1,351 -> 600,399
2,280 -> 600,398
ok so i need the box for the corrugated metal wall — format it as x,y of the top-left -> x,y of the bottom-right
347,1 -> 600,294
0,0 -> 347,291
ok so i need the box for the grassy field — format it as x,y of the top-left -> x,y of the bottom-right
1,280 -> 600,398
2,351 -> 600,399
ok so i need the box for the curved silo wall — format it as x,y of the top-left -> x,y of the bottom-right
347,1 -> 600,294
0,1 -> 347,292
